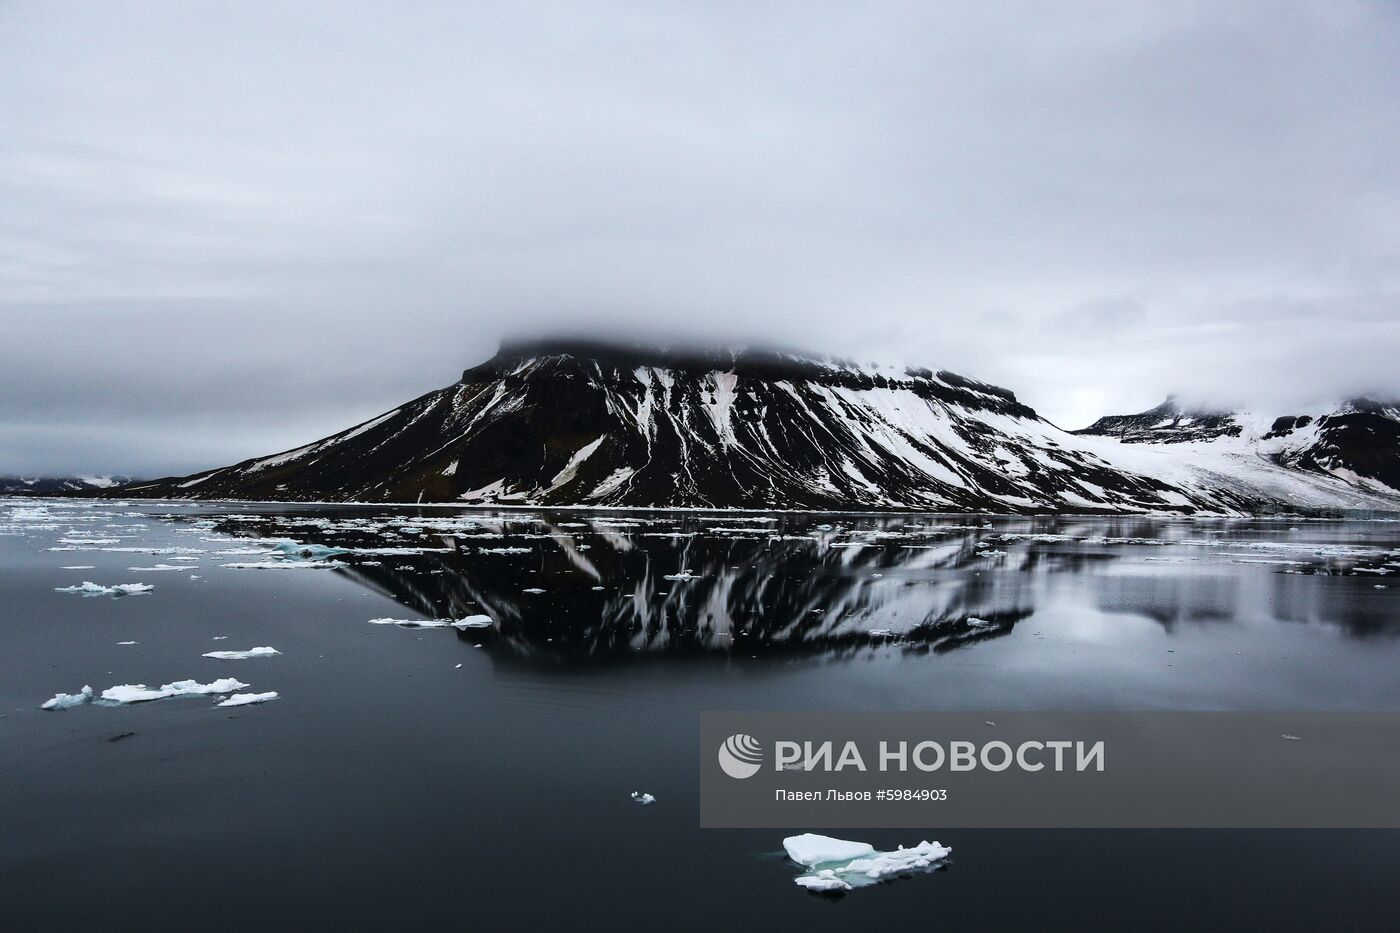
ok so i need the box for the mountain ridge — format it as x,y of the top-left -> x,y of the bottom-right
97,341 -> 1400,514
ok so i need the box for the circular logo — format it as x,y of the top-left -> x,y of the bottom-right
718,733 -> 763,779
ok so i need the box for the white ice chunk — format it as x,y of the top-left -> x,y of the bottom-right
784,834 -> 951,892
220,559 -> 345,570
793,871 -> 851,892
55,581 -> 154,596
202,647 -> 280,660
41,685 -> 93,710
783,834 -> 875,867
216,691 -> 279,707
100,678 -> 248,704
368,617 -> 454,628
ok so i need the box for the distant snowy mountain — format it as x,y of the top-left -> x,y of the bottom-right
0,475 -> 132,495
1074,396 -> 1400,502
111,340 -> 1399,514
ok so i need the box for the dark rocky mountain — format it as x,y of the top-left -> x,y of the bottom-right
1074,396 -> 1242,444
109,340 -> 1399,514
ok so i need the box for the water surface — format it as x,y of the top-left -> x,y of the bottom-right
3,498 -> 1399,930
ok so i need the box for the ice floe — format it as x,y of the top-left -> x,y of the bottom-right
270,541 -> 349,560
202,647 -> 280,660
369,617 -> 455,628
216,691 -> 278,707
783,833 -> 951,893
41,686 -> 94,710
220,559 -> 346,570
101,678 -> 249,704
55,581 -> 154,596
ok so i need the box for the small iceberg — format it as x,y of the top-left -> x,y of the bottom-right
369,617 -> 455,628
101,678 -> 248,704
217,691 -> 278,707
783,833 -> 951,893
221,559 -> 345,570
55,581 -> 154,596
202,647 -> 280,660
630,791 -> 656,805
42,685 -> 94,710
270,541 -> 349,560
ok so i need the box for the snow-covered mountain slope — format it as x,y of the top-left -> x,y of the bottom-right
1074,396 -> 1400,505
113,341 -> 1400,514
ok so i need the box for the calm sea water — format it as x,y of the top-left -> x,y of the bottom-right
3,498 -> 1400,930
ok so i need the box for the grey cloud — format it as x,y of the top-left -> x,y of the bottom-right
2,0 -> 1398,473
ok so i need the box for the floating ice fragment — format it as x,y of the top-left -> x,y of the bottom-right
270,541 -> 349,560
216,691 -> 278,707
784,834 -> 874,867
202,647 -> 280,660
631,791 -> 656,805
100,678 -> 248,704
55,581 -> 154,596
794,871 -> 850,892
41,685 -> 93,710
221,559 -> 345,570
369,617 -> 455,628
783,834 -> 951,893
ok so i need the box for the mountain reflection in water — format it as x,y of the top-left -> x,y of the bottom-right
201,508 -> 1400,663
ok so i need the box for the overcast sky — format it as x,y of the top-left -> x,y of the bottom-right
3,0 -> 1398,476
